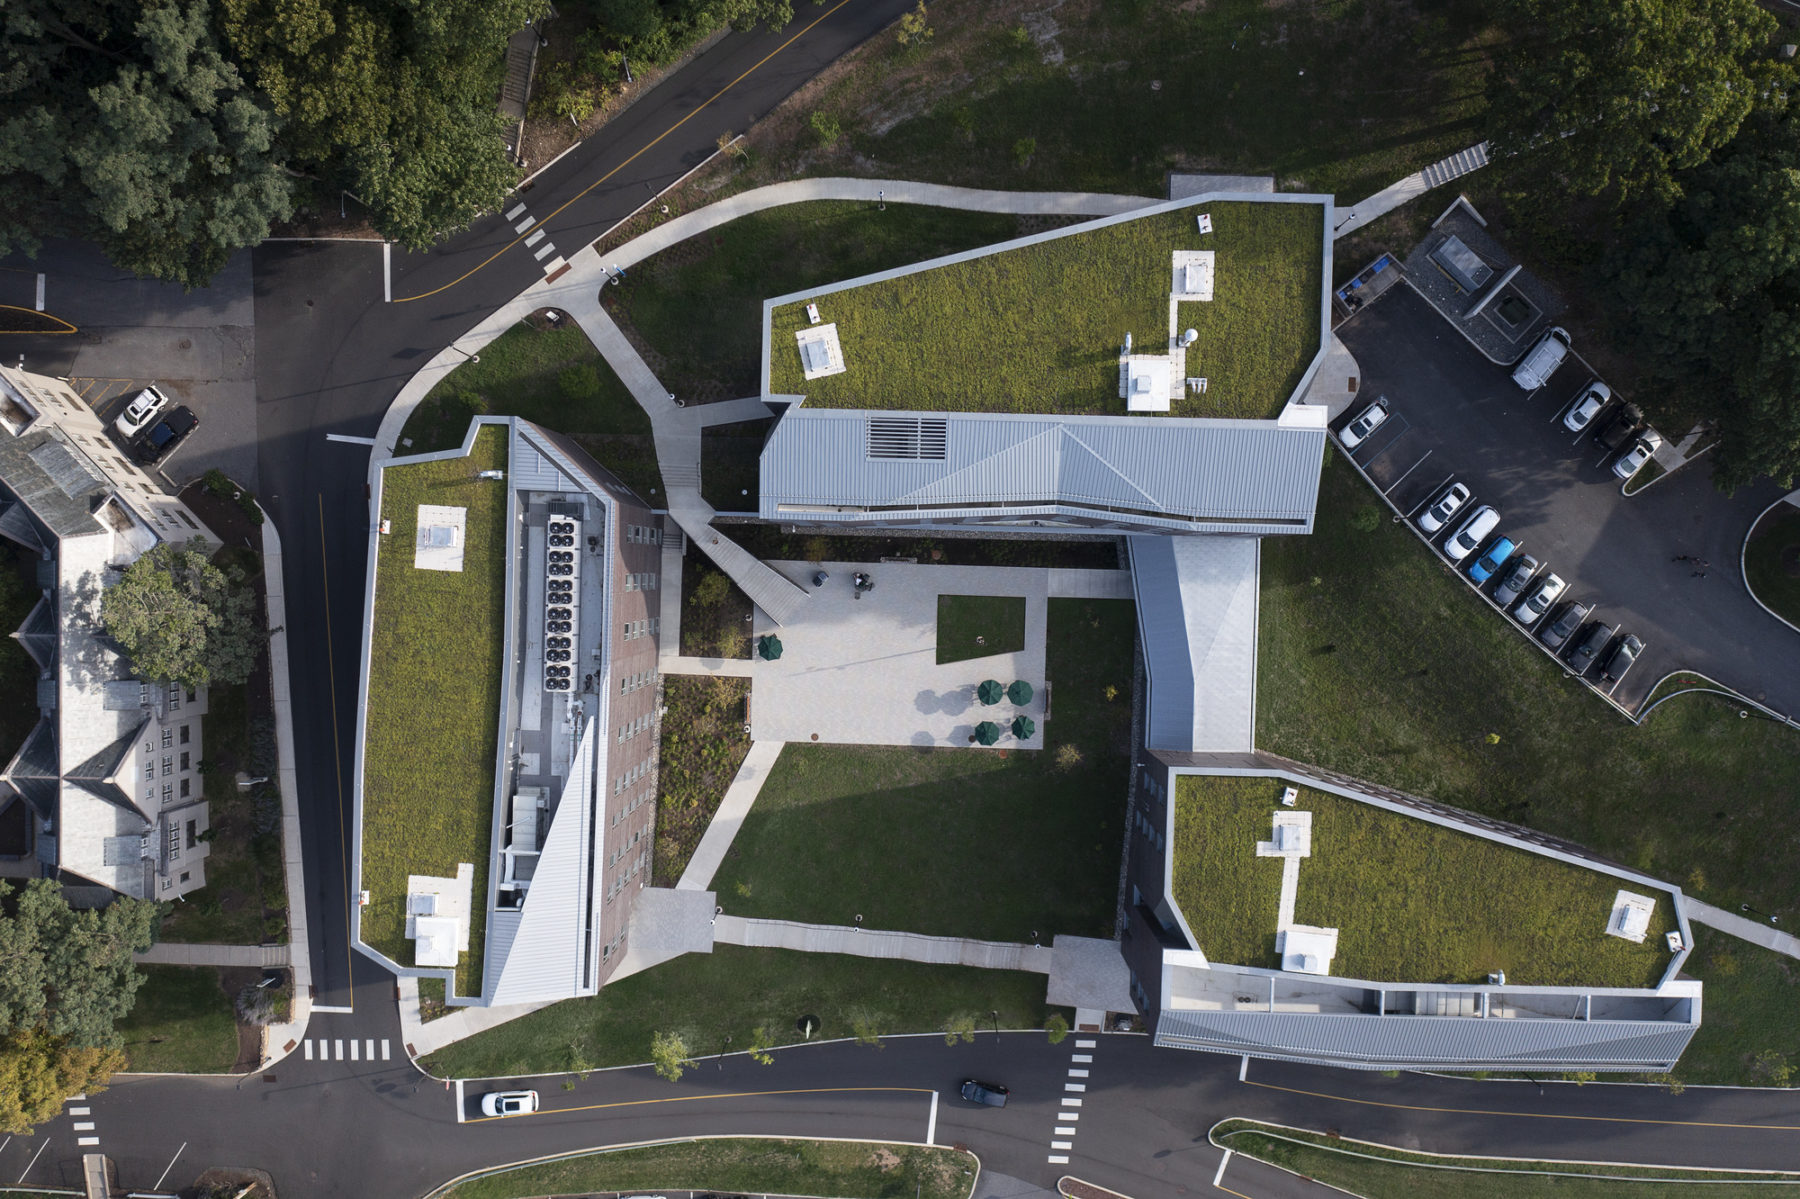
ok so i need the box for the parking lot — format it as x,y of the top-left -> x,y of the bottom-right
1335,283 -> 1800,716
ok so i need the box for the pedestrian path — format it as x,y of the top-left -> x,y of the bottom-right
694,396 -> 775,427
712,914 -> 1055,972
302,1036 -> 394,1063
395,974 -> 558,1060
676,740 -> 786,890
1685,898 -> 1800,961
136,942 -> 290,968
1333,142 -> 1489,239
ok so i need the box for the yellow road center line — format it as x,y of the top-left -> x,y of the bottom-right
317,492 -> 356,1004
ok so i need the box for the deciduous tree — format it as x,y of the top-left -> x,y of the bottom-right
101,541 -> 260,689
0,1028 -> 126,1135
0,880 -> 156,1049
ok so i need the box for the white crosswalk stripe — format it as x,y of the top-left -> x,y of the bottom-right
366,1039 -> 375,1060
380,1040 -> 391,1060
1075,1039 -> 1096,1048
304,1040 -> 313,1060
1047,1155 -> 1068,1164
78,1137 -> 99,1147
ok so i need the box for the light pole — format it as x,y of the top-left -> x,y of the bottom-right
991,1009 -> 1000,1040
450,345 -> 480,366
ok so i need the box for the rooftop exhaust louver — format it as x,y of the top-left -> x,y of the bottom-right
866,416 -> 948,461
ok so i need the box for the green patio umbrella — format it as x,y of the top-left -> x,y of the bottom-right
1008,680 -> 1034,706
973,721 -> 1001,746
977,679 -> 1004,705
758,634 -> 784,661
1011,715 -> 1036,740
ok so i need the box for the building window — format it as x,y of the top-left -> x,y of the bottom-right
168,683 -> 181,711
180,778 -> 190,798
179,725 -> 190,745
179,751 -> 189,771
179,871 -> 191,884
144,760 -> 155,781
161,728 -> 172,748
161,783 -> 172,804
162,755 -> 173,777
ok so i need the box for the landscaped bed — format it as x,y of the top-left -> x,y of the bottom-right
361,425 -> 509,998
442,1138 -> 976,1199
722,525 -> 1121,571
1173,774 -> 1675,988
936,594 -> 1027,664
653,675 -> 752,885
707,599 -> 1134,942
768,200 -> 1325,420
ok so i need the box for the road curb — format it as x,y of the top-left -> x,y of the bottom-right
1740,493 -> 1800,639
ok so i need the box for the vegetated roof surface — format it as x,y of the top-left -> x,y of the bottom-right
768,199 -> 1324,420
1171,775 -> 1676,989
361,425 -> 509,998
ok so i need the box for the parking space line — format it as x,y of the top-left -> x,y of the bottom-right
926,1091 -> 937,1145
1381,449 -> 1433,496
454,1079 -> 466,1125
34,274 -> 44,311
17,1138 -> 49,1185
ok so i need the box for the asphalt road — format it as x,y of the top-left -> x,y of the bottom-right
8,1031 -> 1800,1199
1336,284 -> 1800,715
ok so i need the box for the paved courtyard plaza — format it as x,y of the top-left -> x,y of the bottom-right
750,561 -> 1051,749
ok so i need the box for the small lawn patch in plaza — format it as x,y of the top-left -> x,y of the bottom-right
653,675 -> 752,886
117,966 -> 239,1074
1745,503 -> 1800,628
402,322 -> 664,501
707,599 -> 1133,942
769,201 -> 1325,421
442,1138 -> 976,1199
420,945 -> 1054,1079
361,426 -> 509,998
1174,775 -> 1674,988
936,594 -> 1027,665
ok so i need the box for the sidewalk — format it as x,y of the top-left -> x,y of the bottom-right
1334,142 -> 1489,239
1685,898 -> 1800,961
676,740 -> 785,891
137,943 -> 290,968
396,975 -> 557,1061
713,914 -> 1055,972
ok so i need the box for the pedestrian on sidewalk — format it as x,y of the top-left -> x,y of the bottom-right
1673,554 -> 1690,562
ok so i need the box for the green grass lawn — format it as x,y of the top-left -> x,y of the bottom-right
1260,455 -> 1800,1080
609,203 -> 1033,400
699,418 -> 771,511
402,322 -> 664,501
653,675 -> 752,885
707,599 -> 1132,942
362,426 -> 509,997
1745,504 -> 1800,627
420,945 -> 1055,1078
442,1139 -> 976,1199
1675,932 -> 1800,1087
1211,1120 -> 1800,1197
936,594 -> 1027,665
769,201 -> 1324,420
117,966 -> 239,1074
1173,775 -> 1673,988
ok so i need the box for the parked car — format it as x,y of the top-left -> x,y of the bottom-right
1562,381 -> 1611,432
1417,481 -> 1470,535
113,385 -> 170,439
480,1090 -> 538,1117
1595,403 -> 1644,452
1538,600 -> 1593,651
959,1079 -> 1009,1107
1600,634 -> 1643,684
1566,621 -> 1615,675
1467,536 -> 1518,585
1511,326 -> 1571,390
1493,554 -> 1541,608
131,405 -> 199,466
1443,505 -> 1500,563
1612,429 -> 1664,480
1513,572 -> 1565,626
1339,396 -> 1391,450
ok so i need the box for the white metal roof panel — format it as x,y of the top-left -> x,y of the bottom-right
1132,536 -> 1258,752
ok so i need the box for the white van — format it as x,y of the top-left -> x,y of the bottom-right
1511,327 -> 1571,391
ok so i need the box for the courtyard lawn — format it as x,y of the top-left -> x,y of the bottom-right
442,1140 -> 976,1199
117,966 -> 238,1074
706,599 -> 1133,943
1174,776 -> 1674,988
1745,504 -> 1800,628
361,426 -> 509,998
420,945 -> 1054,1079
402,322 -> 664,501
768,201 -> 1324,421
935,594 -> 1027,665
1211,1120 -> 1800,1197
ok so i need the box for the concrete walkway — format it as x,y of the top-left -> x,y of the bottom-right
1685,899 -> 1800,961
137,943 -> 291,968
396,975 -> 557,1060
1333,142 -> 1490,239
661,655 -> 755,677
676,740 -> 786,890
713,915 -> 1055,972
694,396 -> 775,427
1046,568 -> 1134,600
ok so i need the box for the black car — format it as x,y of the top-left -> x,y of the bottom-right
1600,634 -> 1643,684
1538,600 -> 1592,651
1594,403 -> 1644,452
1566,621 -> 1614,675
959,1078 -> 1008,1107
132,405 -> 199,465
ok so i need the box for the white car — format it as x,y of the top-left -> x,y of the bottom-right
1443,505 -> 1499,563
1612,429 -> 1664,480
1562,381 -> 1611,432
480,1090 -> 539,1117
114,385 -> 171,439
1512,572 -> 1565,626
1417,482 -> 1471,534
1339,396 -> 1390,450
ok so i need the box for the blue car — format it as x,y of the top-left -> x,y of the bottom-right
1467,536 -> 1517,585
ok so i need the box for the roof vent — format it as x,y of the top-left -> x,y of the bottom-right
866,417 -> 948,461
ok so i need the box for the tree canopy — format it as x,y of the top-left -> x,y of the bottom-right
0,1028 -> 126,1135
0,880 -> 156,1049
101,540 -> 260,689
1486,0 -> 1783,206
